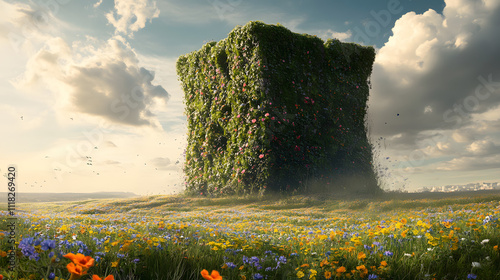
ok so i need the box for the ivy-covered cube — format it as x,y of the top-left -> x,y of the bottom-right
176,21 -> 379,195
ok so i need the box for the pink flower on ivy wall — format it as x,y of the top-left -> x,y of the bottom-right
259,154 -> 264,159
265,113 -> 269,117
252,119 -> 256,123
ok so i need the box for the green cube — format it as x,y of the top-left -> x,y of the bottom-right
176,21 -> 379,195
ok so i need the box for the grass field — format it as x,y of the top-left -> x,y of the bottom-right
1,191 -> 499,280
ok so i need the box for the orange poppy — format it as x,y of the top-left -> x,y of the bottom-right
201,269 -> 223,280
64,253 -> 95,268
93,275 -> 115,280
67,263 -> 87,280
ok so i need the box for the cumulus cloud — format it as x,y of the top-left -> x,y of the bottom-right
371,0 -> 500,145
371,2 -> 500,139
106,0 -> 160,36
18,35 -> 169,126
368,0 -> 500,184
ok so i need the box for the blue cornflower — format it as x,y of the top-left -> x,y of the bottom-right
19,237 -> 40,261
368,274 -> 378,279
384,251 -> 393,257
59,240 -> 71,248
253,273 -> 264,280
225,262 -> 237,269
41,239 -> 56,251
467,274 -> 477,279
48,272 -> 56,280
20,237 -> 34,246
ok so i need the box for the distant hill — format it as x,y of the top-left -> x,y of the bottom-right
0,192 -> 138,203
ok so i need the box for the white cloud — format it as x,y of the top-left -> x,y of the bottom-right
312,29 -> 352,42
370,0 -> 500,146
376,10 -> 444,73
17,35 -> 169,127
369,0 -> 500,189
93,0 -> 103,9
106,0 -> 160,36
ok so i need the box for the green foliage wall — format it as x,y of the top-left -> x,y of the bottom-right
176,21 -> 379,196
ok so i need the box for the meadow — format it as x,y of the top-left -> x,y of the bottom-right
1,191 -> 499,280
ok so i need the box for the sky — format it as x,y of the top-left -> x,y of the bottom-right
1,0 -> 499,195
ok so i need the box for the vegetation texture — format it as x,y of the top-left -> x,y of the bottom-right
176,21 -> 378,195
1,192 -> 499,279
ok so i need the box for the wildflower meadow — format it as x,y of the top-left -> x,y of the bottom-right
1,192 -> 499,279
